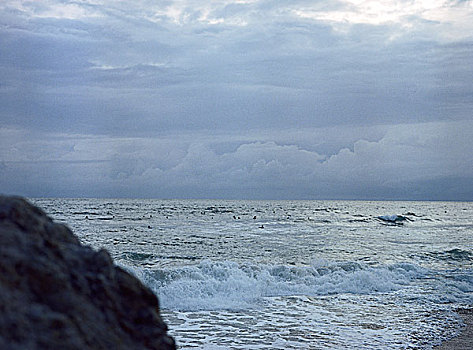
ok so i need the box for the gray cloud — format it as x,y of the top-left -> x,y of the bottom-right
1,121 -> 472,199
1,0 -> 472,199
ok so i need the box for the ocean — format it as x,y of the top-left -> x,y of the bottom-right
32,198 -> 473,349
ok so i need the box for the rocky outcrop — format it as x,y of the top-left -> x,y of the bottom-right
0,195 -> 176,350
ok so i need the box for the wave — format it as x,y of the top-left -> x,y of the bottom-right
422,248 -> 473,263
126,260 -> 426,311
377,215 -> 410,225
436,248 -> 473,261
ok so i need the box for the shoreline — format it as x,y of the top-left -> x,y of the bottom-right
434,308 -> 473,350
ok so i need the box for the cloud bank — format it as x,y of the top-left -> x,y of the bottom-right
2,120 -> 472,199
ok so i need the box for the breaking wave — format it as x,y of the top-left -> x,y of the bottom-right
377,215 -> 410,224
128,260 -> 426,311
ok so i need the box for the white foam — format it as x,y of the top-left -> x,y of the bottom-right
377,214 -> 408,223
137,259 -> 426,311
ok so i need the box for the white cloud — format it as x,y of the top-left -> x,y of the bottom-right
1,0 -> 103,20
292,0 -> 473,41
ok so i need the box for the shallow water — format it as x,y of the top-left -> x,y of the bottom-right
33,199 -> 473,349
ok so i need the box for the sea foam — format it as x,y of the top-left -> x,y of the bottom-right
129,260 -> 426,311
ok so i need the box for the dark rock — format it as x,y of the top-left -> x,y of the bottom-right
0,195 -> 176,350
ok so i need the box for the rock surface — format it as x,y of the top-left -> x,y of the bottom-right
0,195 -> 176,350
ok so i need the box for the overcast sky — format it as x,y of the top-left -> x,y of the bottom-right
1,0 -> 472,200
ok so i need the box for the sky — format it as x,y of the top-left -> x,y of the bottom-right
1,0 -> 472,200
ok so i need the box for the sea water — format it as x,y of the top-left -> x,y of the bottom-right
33,199 -> 473,349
